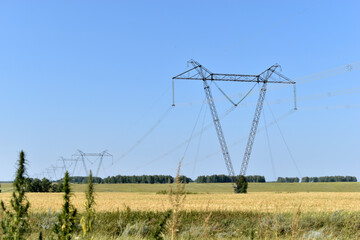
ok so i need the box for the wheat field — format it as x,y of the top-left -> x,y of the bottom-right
1,192 -> 359,213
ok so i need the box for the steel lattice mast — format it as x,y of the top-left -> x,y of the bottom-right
189,60 -> 237,190
173,60 -> 296,192
73,150 -> 113,177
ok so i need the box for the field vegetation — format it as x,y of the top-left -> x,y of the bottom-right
1,153 -> 360,239
1,192 -> 360,213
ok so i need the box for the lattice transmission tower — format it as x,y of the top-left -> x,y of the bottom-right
173,60 -> 296,192
72,150 -> 113,177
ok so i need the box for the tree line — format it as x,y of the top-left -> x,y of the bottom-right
32,174 -> 267,184
301,176 -> 357,182
65,175 -> 193,184
195,175 -> 266,183
17,175 -> 359,187
277,177 -> 300,183
82,174 -> 265,184
276,176 -> 358,183
24,177 -> 63,192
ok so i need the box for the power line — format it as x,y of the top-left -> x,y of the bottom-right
178,97 -> 207,171
173,110 -> 295,172
266,99 -> 302,178
192,105 -> 208,177
175,61 -> 360,107
263,108 -> 276,180
125,92 -> 251,172
106,106 -> 173,169
300,104 -> 360,111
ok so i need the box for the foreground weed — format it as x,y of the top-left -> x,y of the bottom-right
149,210 -> 171,240
201,200 -> 212,239
291,204 -> 302,239
168,161 -> 186,240
0,150 -> 30,239
53,171 -> 77,240
81,170 -> 96,238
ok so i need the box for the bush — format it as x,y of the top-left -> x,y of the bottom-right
236,175 -> 248,194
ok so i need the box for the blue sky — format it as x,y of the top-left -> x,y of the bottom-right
0,0 -> 359,181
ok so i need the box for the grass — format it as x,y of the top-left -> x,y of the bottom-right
2,182 -> 360,193
2,182 -> 360,238
9,210 -> 360,239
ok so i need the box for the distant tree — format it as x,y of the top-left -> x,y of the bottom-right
303,176 -> 357,183
301,177 -> 310,183
277,177 -> 285,183
51,181 -> 64,193
41,178 -> 52,192
236,175 -> 248,194
277,177 -> 299,183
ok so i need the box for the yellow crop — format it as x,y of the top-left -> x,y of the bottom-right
1,192 -> 359,213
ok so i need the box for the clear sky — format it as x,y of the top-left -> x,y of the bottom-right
0,0 -> 359,181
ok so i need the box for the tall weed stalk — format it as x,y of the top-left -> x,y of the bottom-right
291,204 -> 302,239
168,161 -> 186,240
53,171 -> 77,240
81,170 -> 96,238
0,150 -> 30,239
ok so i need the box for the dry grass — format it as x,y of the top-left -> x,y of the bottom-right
1,192 -> 360,213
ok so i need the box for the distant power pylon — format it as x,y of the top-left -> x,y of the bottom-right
58,157 -> 79,176
173,60 -> 296,192
72,150 -> 113,177
48,165 -> 64,181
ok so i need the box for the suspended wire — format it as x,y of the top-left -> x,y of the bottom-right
266,60 -> 360,93
134,83 -> 172,125
268,85 -> 360,106
192,104 -> 208,177
300,104 -> 360,111
176,61 -> 360,107
262,107 -> 276,180
213,81 -> 237,106
105,106 -> 173,169
235,83 -> 258,106
295,61 -> 360,85
125,83 -> 257,172
129,97 -> 207,173
178,97 -> 207,169
179,84 -> 360,111
265,99 -> 302,178
175,110 -> 296,172
38,83 -> 173,178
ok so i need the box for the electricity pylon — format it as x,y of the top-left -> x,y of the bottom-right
173,60 -> 296,192
58,157 -> 79,176
73,150 -> 113,177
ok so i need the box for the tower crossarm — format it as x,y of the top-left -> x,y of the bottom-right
173,64 -> 295,85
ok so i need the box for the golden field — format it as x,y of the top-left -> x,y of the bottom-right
1,192 -> 360,213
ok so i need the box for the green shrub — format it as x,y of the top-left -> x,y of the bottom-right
236,175 -> 248,194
